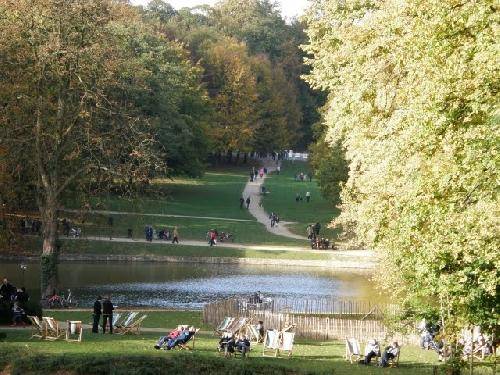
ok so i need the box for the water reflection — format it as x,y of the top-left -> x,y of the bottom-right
0,261 -> 383,309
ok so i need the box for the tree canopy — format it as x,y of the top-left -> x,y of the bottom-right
303,0 -> 499,337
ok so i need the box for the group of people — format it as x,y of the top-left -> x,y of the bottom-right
239,197 -> 251,209
144,225 -> 179,244
294,172 -> 312,182
306,223 -> 321,239
218,332 -> 251,357
359,339 -> 400,367
206,229 -> 234,246
418,320 -> 494,362
295,191 -> 311,203
1,277 -> 30,326
154,326 -> 197,350
269,212 -> 280,228
249,167 -> 268,182
92,295 -> 115,334
19,217 -> 42,235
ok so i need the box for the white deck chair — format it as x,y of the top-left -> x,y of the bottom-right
345,338 -> 361,363
262,330 -> 280,357
216,317 -> 234,334
280,331 -> 295,357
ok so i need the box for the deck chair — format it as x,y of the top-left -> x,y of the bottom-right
111,313 -> 122,328
27,315 -> 45,339
216,317 -> 235,334
387,349 -> 401,367
345,338 -> 361,363
227,317 -> 249,335
246,324 -> 261,343
43,317 -> 64,341
118,314 -> 147,335
115,312 -> 138,333
280,331 -> 295,357
262,330 -> 280,357
177,328 -> 200,350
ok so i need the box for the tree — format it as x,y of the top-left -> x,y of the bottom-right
0,0 -> 164,296
303,0 -> 499,350
202,37 -> 258,162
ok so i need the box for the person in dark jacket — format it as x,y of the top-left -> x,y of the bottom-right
15,287 -> 29,306
102,296 -> 114,334
92,296 -> 102,333
1,278 -> 16,301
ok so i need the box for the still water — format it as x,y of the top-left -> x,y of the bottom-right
0,261 -> 381,309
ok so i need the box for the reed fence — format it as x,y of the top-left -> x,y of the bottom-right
203,297 -> 419,345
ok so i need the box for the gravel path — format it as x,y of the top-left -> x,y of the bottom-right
242,160 -> 307,240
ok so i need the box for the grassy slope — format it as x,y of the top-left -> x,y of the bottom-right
262,161 -> 340,239
61,169 -> 303,246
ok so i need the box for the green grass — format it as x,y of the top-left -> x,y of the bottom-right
0,328 -> 471,375
69,171 -> 254,220
58,239 -> 330,261
262,161 -> 340,239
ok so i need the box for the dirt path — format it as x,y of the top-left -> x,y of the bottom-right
65,235 -> 358,255
242,160 -> 307,240
62,209 -> 252,222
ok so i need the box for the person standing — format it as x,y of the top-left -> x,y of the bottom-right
239,197 -> 245,209
92,296 -> 102,333
276,165 -> 281,175
102,296 -> 114,334
306,191 -> 311,203
172,226 -> 179,244
314,222 -> 321,236
245,197 -> 251,209
1,278 -> 16,301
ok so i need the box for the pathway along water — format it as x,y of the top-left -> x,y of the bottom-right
0,261 -> 383,309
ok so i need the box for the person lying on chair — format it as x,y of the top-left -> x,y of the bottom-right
154,328 -> 181,349
380,341 -> 400,367
166,326 -> 196,350
360,339 -> 380,365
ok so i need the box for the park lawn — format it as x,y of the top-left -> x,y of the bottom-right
45,310 -> 211,331
66,170 -> 254,220
0,328 -> 462,375
59,239 -> 329,261
65,211 -> 303,246
262,161 -> 340,239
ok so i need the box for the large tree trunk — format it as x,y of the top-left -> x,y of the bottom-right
243,152 -> 248,164
226,149 -> 233,164
235,151 -> 240,165
40,198 -> 59,299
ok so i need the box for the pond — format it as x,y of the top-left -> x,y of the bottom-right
0,261 -> 384,309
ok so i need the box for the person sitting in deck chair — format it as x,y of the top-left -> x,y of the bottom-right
218,332 -> 235,355
234,334 -> 251,357
379,341 -> 399,367
166,326 -> 196,350
11,302 -> 26,326
360,339 -> 380,365
154,327 -> 182,350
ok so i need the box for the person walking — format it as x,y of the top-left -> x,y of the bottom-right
306,191 -> 311,203
172,226 -> 179,244
92,296 -> 102,333
246,197 -> 251,209
239,197 -> 245,209
102,296 -> 114,334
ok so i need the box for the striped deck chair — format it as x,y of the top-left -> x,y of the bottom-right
246,324 -> 260,343
27,315 -> 45,339
227,317 -> 249,335
215,317 -> 234,335
118,314 -> 147,335
177,328 -> 200,350
43,317 -> 64,341
111,313 -> 122,328
345,338 -> 361,363
115,312 -> 138,333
